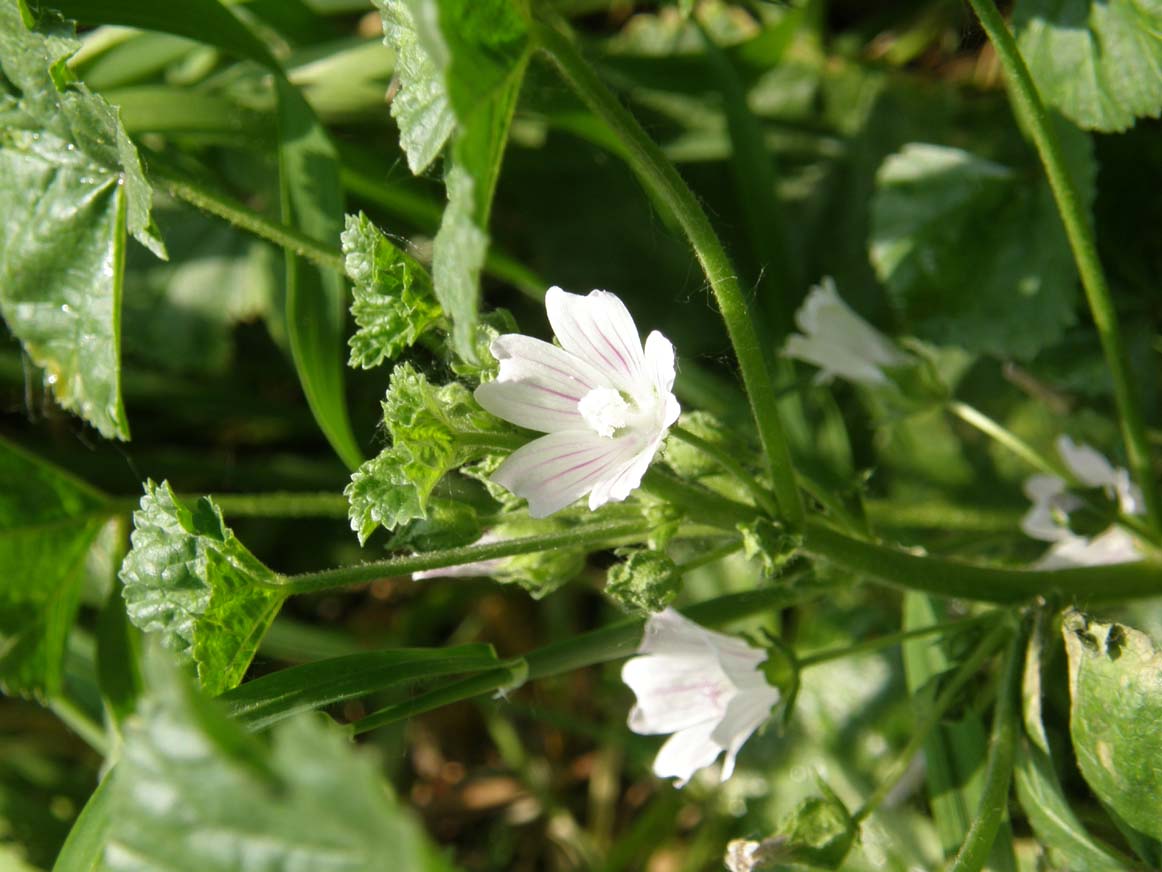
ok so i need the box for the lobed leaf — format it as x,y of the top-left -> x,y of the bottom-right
0,437 -> 109,698
0,0 -> 165,439
346,363 -> 509,542
1014,0 -> 1162,132
1064,612 -> 1162,843
342,211 -> 442,368
102,652 -> 459,872
871,137 -> 1093,360
119,481 -> 286,696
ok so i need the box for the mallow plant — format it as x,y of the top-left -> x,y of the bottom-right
2,0 -> 1162,870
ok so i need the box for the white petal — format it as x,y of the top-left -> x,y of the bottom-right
475,380 -> 582,433
711,686 -> 780,781
490,430 -> 629,518
1035,526 -> 1142,569
622,654 -> 734,734
1113,469 -> 1144,516
587,434 -> 660,511
491,333 -> 606,395
651,720 -> 724,787
1023,474 -> 1066,503
637,607 -> 720,658
1056,436 -> 1118,489
545,287 -> 645,390
644,330 -> 677,396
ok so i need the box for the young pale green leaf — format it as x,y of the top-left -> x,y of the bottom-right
1064,611 -> 1162,842
374,0 -> 456,174
219,643 -> 503,731
0,438 -> 109,698
119,481 -> 286,696
346,363 -> 509,542
103,652 -> 459,872
477,518 -> 586,598
342,211 -> 442,368
51,770 -> 113,872
1014,0 -> 1162,132
0,0 -> 165,439
871,137 -> 1093,360
276,79 -> 363,472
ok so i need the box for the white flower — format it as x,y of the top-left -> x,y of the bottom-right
1021,435 -> 1143,569
474,287 -> 681,518
622,608 -> 780,787
782,278 -> 909,386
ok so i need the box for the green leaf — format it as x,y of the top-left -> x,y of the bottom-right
0,0 -> 166,439
737,517 -> 801,579
95,579 -> 143,728
118,481 -> 286,696
1014,0 -> 1162,132
103,651 -> 459,872
342,211 -> 442,368
871,138 -> 1092,360
377,0 -> 531,358
51,771 -> 113,872
1064,611 -> 1162,842
345,363 -> 508,542
773,778 -> 857,869
277,78 -> 363,471
605,548 -> 679,614
472,517 -> 586,598
374,0 -> 456,174
0,437 -> 109,698
220,643 -> 503,731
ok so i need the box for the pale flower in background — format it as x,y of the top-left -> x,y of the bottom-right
1021,435 -> 1143,569
782,277 -> 910,386
474,287 -> 680,518
622,608 -> 780,787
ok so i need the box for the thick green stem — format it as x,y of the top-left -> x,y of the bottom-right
946,624 -> 1026,872
853,620 -> 1013,824
353,577 -> 827,733
964,0 -> 1160,532
532,16 -> 804,529
147,155 -> 345,274
640,468 -> 758,529
273,517 -> 653,594
804,519 -> 1162,604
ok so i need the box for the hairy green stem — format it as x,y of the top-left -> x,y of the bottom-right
804,519 -> 1162,604
532,16 -> 804,529
946,624 -> 1026,872
964,0 -> 1160,532
353,577 -> 826,733
148,156 -> 345,274
853,620 -> 1013,824
797,613 -> 996,669
670,425 -> 778,517
110,491 -> 350,519
273,517 -> 654,594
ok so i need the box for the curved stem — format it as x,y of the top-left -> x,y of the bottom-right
273,517 -> 654,594
947,623 -> 1026,872
804,519 -> 1162,604
853,620 -> 1013,824
670,425 -> 778,517
640,468 -> 758,529
964,0 -> 1160,533
798,612 -> 997,670
532,15 -> 804,530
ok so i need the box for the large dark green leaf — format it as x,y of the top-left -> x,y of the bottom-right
1064,612 -> 1162,843
0,0 -> 165,439
118,481 -> 286,696
870,133 -> 1093,360
220,643 -> 503,731
0,437 -> 110,698
1014,0 -> 1162,132
101,652 -> 459,872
